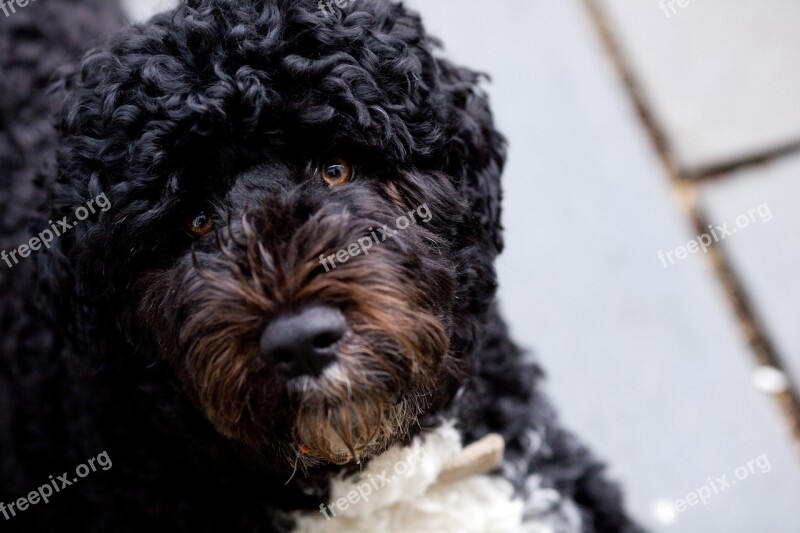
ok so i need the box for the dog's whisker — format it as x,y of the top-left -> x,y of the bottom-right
284,447 -> 304,486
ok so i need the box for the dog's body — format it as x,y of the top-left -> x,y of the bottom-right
0,1 -> 641,531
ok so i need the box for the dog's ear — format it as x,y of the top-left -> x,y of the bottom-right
433,58 -> 507,254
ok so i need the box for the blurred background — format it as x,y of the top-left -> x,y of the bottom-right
401,1 -> 800,531
131,0 -> 800,531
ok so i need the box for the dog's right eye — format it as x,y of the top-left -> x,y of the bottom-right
320,158 -> 354,187
185,210 -> 214,237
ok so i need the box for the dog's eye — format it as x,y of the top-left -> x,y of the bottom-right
185,210 -> 214,237
320,158 -> 354,187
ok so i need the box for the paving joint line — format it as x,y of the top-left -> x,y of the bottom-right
682,139 -> 800,183
680,184 -> 800,444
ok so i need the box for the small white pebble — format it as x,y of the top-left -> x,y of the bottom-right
751,366 -> 789,395
650,498 -> 677,525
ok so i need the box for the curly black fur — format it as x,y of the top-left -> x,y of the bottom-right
0,0 -> 643,531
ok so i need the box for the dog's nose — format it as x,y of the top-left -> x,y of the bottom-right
260,307 -> 347,376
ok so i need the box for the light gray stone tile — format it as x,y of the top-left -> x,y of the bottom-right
701,153 -> 800,390
406,1 -> 800,531
596,0 -> 800,175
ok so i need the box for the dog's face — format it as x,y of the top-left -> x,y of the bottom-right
138,152 -> 458,467
48,0 -> 504,472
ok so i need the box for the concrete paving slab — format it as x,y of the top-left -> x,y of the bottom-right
596,0 -> 800,175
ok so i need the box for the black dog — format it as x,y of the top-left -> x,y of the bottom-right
0,0 -> 642,531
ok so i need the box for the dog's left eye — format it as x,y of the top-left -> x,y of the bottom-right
320,159 -> 354,187
185,210 -> 214,237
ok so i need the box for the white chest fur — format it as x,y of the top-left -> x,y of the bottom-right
292,423 -> 582,533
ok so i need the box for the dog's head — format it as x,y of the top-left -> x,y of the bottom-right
45,0 -> 505,471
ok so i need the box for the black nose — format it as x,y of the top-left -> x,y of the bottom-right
260,307 -> 347,377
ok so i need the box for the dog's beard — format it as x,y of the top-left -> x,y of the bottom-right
288,334 -> 432,466
290,365 -> 416,466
